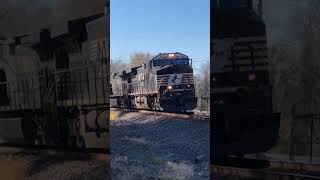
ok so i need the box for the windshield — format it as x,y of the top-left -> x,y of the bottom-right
213,0 -> 253,12
153,58 -> 189,67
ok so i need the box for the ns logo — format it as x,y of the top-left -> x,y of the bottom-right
168,74 -> 182,85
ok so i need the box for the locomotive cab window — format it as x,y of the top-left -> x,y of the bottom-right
152,58 -> 190,67
215,0 -> 254,12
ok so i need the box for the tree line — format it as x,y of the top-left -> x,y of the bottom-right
268,1 -> 320,155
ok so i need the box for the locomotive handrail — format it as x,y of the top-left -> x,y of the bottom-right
155,73 -> 194,77
0,60 -> 109,111
53,62 -> 108,75
110,72 -> 195,96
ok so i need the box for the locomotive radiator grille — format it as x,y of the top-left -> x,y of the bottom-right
212,36 -> 269,73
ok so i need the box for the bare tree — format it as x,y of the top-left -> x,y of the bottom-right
268,1 -> 320,153
299,1 -> 320,112
194,62 -> 210,111
129,52 -> 153,68
110,58 -> 128,74
199,62 -> 210,97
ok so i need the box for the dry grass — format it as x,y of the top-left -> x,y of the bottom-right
0,157 -> 27,180
111,155 -> 197,180
160,161 -> 195,180
110,111 -> 119,121
121,136 -> 147,145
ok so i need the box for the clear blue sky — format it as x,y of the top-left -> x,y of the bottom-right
110,0 -> 210,71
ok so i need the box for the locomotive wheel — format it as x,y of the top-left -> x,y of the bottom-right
116,98 -> 121,108
128,96 -> 134,109
32,113 -> 45,145
70,135 -> 85,149
70,118 -> 81,148
21,111 -> 37,144
120,97 -> 124,108
70,136 -> 77,147
59,118 -> 70,146
77,136 -> 86,149
120,97 -> 127,108
34,137 -> 43,145
152,97 -> 159,111
75,118 -> 81,132
151,97 -> 156,110
117,97 -> 125,108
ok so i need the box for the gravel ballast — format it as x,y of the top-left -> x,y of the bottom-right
110,111 -> 210,180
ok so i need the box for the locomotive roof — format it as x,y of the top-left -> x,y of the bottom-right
212,0 -> 265,38
213,0 -> 255,12
35,13 -> 104,45
212,10 -> 265,38
151,52 -> 189,61
31,13 -> 105,61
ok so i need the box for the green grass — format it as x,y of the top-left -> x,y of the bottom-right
150,156 -> 163,165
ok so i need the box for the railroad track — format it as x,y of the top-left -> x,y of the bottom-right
110,107 -> 210,120
0,143 -> 109,155
211,157 -> 320,179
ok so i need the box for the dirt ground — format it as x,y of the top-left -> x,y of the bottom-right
110,111 -> 210,180
0,148 -> 109,180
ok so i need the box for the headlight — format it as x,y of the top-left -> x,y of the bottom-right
167,85 -> 173,90
248,73 -> 256,81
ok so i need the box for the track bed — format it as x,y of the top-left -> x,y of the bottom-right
110,110 -> 209,179
0,147 -> 109,180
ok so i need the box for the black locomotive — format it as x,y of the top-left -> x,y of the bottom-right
0,12 -> 109,151
110,52 -> 197,112
211,0 -> 280,160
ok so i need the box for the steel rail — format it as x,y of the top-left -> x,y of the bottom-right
110,107 -> 210,120
211,158 -> 320,179
212,165 -> 320,179
0,143 -> 109,154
